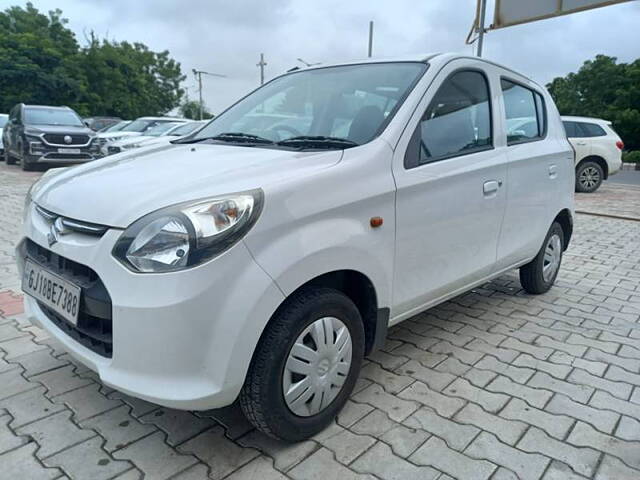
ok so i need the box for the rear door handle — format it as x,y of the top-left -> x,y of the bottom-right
483,180 -> 500,196
549,164 -> 557,179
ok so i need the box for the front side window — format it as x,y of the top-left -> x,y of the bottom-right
406,70 -> 492,168
0,114 -> 7,128
24,108 -> 84,127
579,122 -> 606,137
194,62 -> 427,148
502,79 -> 546,144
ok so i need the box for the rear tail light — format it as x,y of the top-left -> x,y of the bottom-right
616,140 -> 624,150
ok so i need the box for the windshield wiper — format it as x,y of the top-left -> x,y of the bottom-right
276,136 -> 359,149
174,132 -> 274,145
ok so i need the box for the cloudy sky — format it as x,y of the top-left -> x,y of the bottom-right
23,0 -> 640,113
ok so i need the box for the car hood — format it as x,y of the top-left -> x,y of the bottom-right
113,135 -> 155,147
33,143 -> 342,228
97,131 -> 141,140
26,125 -> 94,135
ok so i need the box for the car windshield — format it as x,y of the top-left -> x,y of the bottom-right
100,120 -> 130,132
122,119 -> 159,132
194,62 -> 427,148
24,108 -> 84,127
144,122 -> 181,136
170,122 -> 203,136
0,114 -> 8,128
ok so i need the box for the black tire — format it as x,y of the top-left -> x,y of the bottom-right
21,157 -> 37,171
520,222 -> 564,294
240,287 -> 365,441
575,161 -> 603,193
4,149 -> 17,165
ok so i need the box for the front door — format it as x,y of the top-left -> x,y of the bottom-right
391,62 -> 507,321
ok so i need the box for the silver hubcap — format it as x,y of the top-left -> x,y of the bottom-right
579,166 -> 600,189
542,234 -> 562,282
283,317 -> 352,417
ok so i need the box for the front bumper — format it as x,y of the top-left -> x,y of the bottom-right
18,203 -> 284,410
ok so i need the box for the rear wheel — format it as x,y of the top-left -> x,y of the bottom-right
575,161 -> 603,193
240,287 -> 364,441
520,222 -> 564,294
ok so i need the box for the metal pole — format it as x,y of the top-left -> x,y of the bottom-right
368,21 -> 374,57
477,0 -> 487,57
197,72 -> 203,120
257,53 -> 266,85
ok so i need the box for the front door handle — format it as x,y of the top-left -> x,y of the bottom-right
483,180 -> 500,196
549,164 -> 558,179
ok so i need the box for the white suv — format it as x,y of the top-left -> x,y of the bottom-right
562,116 -> 624,192
18,54 -> 574,441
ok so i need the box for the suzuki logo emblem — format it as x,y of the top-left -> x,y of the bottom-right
63,135 -> 72,144
47,217 -> 69,247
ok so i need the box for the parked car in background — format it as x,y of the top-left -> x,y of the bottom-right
84,116 -> 122,131
562,116 -> 623,192
107,120 -> 205,154
97,120 -> 131,133
97,116 -> 187,155
2,104 -> 101,171
106,121 -> 182,155
19,54 -> 574,441
0,113 -> 8,155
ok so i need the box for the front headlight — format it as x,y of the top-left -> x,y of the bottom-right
112,190 -> 263,273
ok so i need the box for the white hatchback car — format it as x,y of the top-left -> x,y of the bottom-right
18,54 -> 574,441
562,116 -> 624,192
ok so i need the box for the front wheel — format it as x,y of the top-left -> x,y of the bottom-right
4,148 -> 17,165
240,287 -> 364,441
575,161 -> 603,193
519,222 -> 564,294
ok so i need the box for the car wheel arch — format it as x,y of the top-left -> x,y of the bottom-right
553,209 -> 573,251
577,155 -> 608,180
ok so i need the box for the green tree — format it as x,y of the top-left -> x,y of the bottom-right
179,99 -> 213,120
547,55 -> 640,150
79,36 -> 186,118
0,3 -> 85,112
0,3 -> 186,117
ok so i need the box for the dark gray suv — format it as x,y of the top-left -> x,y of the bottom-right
2,104 -> 102,171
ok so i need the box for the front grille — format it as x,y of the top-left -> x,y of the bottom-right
26,239 -> 113,358
42,134 -> 90,145
43,153 -> 93,160
35,205 -> 109,236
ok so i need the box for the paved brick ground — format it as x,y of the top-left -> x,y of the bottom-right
1,162 -> 639,480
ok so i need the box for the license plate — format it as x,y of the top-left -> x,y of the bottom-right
58,148 -> 81,154
22,259 -> 81,325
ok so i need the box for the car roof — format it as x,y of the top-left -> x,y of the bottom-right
290,53 -> 538,84
22,104 -> 73,110
135,116 -> 187,121
561,115 -> 610,125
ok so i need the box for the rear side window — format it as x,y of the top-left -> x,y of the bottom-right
579,122 -> 606,137
502,79 -> 546,145
563,121 -> 582,138
405,70 -> 492,168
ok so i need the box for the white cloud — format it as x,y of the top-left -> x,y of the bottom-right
22,0 -> 640,114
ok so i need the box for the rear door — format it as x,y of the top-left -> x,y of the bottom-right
496,78 -> 562,269
391,60 -> 507,321
564,121 -> 591,163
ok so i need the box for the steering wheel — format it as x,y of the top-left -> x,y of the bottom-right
267,124 -> 303,141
